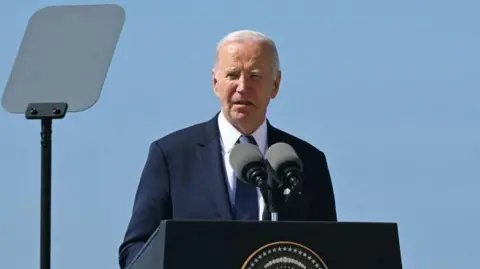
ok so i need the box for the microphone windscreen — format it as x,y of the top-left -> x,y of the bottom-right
229,143 -> 264,180
265,142 -> 302,171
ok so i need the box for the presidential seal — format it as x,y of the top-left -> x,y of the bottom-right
240,241 -> 328,269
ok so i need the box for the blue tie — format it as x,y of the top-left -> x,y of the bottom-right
233,135 -> 259,220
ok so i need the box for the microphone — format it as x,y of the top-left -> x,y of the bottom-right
265,142 -> 303,195
229,143 -> 269,191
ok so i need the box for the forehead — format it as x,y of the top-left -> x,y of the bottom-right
216,41 -> 272,70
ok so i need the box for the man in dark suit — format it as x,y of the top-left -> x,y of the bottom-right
118,29 -> 337,269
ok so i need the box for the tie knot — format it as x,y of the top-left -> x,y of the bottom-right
238,135 -> 257,146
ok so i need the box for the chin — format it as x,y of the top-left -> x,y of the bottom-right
228,109 -> 251,120
231,111 -> 249,119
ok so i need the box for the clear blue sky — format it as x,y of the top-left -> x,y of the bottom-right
1,1 -> 479,268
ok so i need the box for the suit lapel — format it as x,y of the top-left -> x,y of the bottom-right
196,114 -> 233,219
267,121 -> 282,147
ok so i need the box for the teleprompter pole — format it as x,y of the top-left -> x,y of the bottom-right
25,102 -> 68,269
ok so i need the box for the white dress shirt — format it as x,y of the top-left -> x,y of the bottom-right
217,111 -> 267,220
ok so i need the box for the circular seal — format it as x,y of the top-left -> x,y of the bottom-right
240,241 -> 328,269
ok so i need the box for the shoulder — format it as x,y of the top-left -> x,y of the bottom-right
149,115 -> 217,154
155,122 -> 205,144
151,122 -> 206,151
272,126 -> 326,158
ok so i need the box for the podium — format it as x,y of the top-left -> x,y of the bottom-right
126,220 -> 403,269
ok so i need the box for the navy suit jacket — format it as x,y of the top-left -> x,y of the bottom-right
118,114 -> 337,269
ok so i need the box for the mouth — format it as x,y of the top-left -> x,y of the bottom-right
232,100 -> 253,106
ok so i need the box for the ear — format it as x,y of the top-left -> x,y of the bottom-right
270,71 -> 281,99
212,68 -> 218,94
212,68 -> 222,97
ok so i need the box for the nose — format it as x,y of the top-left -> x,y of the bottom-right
236,74 -> 250,93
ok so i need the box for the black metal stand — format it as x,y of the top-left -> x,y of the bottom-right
25,102 -> 68,269
263,164 -> 304,222
264,166 -> 286,222
283,178 -> 303,205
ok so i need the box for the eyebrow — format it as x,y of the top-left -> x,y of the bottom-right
225,68 -> 262,73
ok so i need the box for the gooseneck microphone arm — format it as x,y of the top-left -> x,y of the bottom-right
230,143 -> 296,222
229,143 -> 279,221
246,162 -> 281,222
265,142 -> 304,206
280,163 -> 303,196
264,160 -> 290,221
266,165 -> 279,221
243,163 -> 270,192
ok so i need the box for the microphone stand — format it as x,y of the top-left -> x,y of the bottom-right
267,188 -> 278,221
266,166 -> 280,222
264,169 -> 302,222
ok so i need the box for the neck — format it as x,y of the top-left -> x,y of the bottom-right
222,110 -> 265,135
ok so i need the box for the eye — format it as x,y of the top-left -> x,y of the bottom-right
226,73 -> 239,79
251,73 -> 262,79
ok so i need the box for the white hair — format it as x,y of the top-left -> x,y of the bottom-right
214,29 -> 281,77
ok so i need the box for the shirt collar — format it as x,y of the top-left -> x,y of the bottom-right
217,111 -> 268,155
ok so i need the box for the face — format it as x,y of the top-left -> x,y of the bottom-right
212,41 -> 281,133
